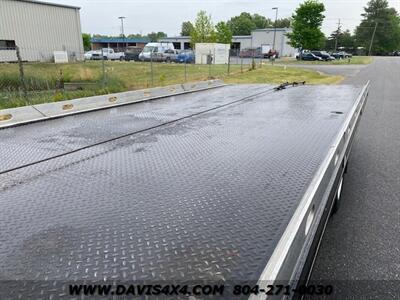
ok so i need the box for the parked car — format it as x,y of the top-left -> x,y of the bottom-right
296,50 -> 310,60
139,42 -> 175,62
331,51 -> 352,59
300,53 -> 323,61
84,50 -> 98,61
391,51 -> 400,56
311,51 -> 335,61
124,47 -> 142,61
175,50 -> 195,63
162,49 -> 180,63
91,48 -> 125,61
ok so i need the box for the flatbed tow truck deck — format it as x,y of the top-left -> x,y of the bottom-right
0,83 -> 368,299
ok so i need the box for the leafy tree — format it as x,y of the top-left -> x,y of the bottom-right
275,18 -> 292,28
252,13 -> 272,29
324,26 -> 340,51
127,33 -> 145,39
190,11 -> 217,46
82,33 -> 91,51
215,21 -> 233,44
287,0 -> 326,50
340,30 -> 356,49
147,32 -> 167,42
355,0 -> 400,55
227,13 -> 258,35
181,21 -> 194,36
92,34 -> 112,38
325,29 -> 355,51
227,13 -> 293,36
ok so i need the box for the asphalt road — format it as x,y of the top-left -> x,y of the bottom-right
229,57 -> 368,78
308,57 -> 400,298
283,63 -> 367,78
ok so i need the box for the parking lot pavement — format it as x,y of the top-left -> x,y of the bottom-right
308,57 -> 400,298
281,63 -> 367,78
228,57 -> 367,78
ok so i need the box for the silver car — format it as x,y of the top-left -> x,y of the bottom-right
162,49 -> 179,63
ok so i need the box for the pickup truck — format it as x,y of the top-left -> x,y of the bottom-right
91,48 -> 125,61
264,49 -> 279,59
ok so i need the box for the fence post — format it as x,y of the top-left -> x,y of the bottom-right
15,46 -> 28,103
150,51 -> 154,86
251,50 -> 256,70
241,57 -> 243,73
227,50 -> 231,76
184,59 -> 187,82
208,50 -> 212,79
101,48 -> 106,88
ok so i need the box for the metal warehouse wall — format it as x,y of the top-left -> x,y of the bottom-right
0,0 -> 84,62
160,30 -> 296,57
251,29 -> 296,57
233,37 -> 252,50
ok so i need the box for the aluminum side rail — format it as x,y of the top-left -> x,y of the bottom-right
253,81 -> 370,299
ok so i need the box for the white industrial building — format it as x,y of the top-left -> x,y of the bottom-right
0,0 -> 84,62
160,28 -> 296,57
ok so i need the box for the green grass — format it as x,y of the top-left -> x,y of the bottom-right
226,64 -> 343,85
276,56 -> 373,65
0,60 -> 341,109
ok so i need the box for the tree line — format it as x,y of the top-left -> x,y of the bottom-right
83,0 -> 400,55
181,11 -> 290,46
181,12 -> 291,36
288,0 -> 400,55
185,0 -> 400,54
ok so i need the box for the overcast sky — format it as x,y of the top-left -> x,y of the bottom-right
50,0 -> 400,36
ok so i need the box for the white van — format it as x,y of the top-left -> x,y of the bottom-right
139,42 -> 175,62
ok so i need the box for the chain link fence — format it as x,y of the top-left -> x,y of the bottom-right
0,45 -> 266,110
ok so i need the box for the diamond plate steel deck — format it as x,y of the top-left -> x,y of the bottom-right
0,84 -> 363,299
0,85 -> 271,174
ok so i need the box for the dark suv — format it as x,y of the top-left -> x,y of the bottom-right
311,51 -> 335,61
124,47 -> 142,61
331,51 -> 352,59
300,53 -> 323,61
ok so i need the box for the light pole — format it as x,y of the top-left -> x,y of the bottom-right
272,7 -> 278,52
118,16 -> 126,51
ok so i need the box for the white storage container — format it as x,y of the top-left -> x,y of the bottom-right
195,43 -> 230,64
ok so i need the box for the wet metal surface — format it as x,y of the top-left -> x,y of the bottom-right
0,85 -> 270,174
0,84 -> 362,298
